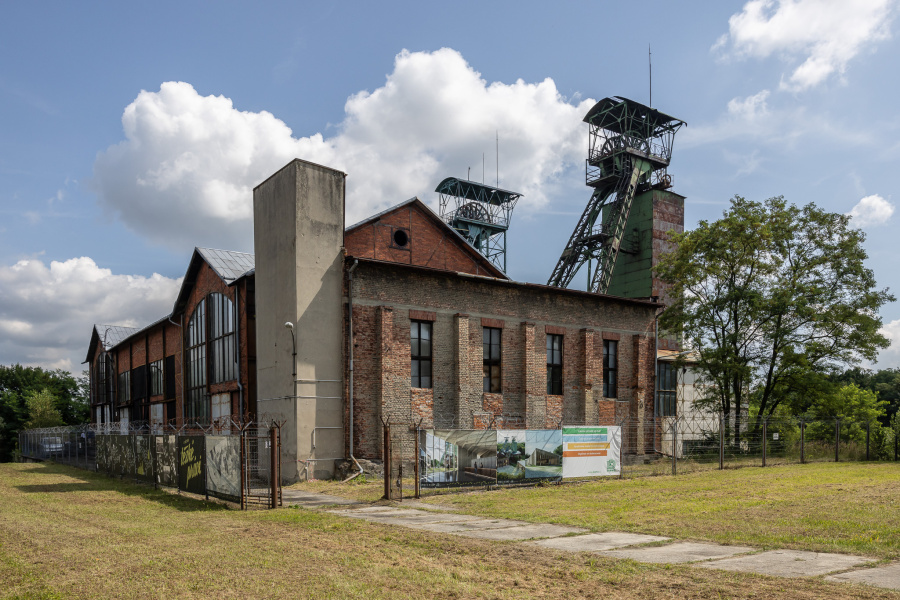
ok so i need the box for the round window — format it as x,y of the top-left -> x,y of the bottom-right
393,229 -> 409,247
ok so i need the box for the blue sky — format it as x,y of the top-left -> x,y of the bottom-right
1,0 -> 898,372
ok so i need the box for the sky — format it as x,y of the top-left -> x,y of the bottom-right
1,0 -> 899,373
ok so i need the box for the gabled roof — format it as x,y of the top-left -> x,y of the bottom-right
84,324 -> 140,363
345,197 -> 509,280
172,247 -> 255,315
196,247 -> 255,282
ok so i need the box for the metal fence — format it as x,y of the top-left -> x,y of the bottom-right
381,413 -> 900,500
18,419 -> 282,509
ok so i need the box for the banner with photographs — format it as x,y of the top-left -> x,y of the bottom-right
420,429 -> 564,487
561,426 -> 621,478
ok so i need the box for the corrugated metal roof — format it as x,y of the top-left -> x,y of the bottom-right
196,247 -> 255,282
94,324 -> 141,350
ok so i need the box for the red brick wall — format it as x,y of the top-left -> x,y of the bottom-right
346,260 -> 659,460
345,201 -> 503,278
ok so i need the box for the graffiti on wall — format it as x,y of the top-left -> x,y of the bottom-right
178,436 -> 206,495
205,435 -> 240,501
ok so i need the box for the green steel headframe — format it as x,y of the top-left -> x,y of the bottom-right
547,96 -> 685,294
437,177 -> 522,273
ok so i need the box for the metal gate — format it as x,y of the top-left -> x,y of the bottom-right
382,420 -> 418,500
241,424 -> 281,509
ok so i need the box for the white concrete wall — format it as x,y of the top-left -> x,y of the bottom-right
253,159 -> 346,481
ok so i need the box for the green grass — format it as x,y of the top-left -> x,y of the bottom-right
413,461 -> 900,559
2,462 -> 899,599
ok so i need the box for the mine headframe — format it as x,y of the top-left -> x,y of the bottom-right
437,177 -> 522,273
547,96 -> 685,294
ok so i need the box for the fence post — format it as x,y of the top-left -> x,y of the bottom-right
800,420 -> 805,464
671,419 -> 677,476
719,414 -> 725,470
269,426 -> 278,509
866,422 -> 870,461
414,427 -> 420,500
834,419 -> 840,463
382,423 -> 391,501
762,418 -> 767,467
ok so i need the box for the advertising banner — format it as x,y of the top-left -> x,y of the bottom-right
177,436 -> 206,495
561,426 -> 621,478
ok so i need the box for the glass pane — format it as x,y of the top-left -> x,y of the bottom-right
483,328 -> 490,345
411,359 -> 420,381
547,347 -> 552,363
546,336 -> 553,352
421,360 -> 431,382
420,338 -> 431,358
421,323 -> 431,341
411,338 -> 420,357
420,375 -> 431,388
491,342 -> 500,361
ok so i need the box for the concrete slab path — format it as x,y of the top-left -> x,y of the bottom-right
283,493 -> 899,591
603,542 -> 754,564
696,549 -> 874,578
826,563 -> 900,591
531,532 -> 669,553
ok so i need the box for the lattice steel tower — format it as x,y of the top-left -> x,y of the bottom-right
547,97 -> 685,294
437,177 -> 522,273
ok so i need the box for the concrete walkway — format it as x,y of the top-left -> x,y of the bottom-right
284,492 -> 899,593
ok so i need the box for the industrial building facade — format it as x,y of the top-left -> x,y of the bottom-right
87,157 -> 675,481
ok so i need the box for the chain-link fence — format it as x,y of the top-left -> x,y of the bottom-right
381,413 -> 900,500
18,419 -> 282,509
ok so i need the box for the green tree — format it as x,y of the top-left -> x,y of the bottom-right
0,364 -> 89,462
24,389 -> 63,429
656,196 -> 894,442
808,383 -> 887,443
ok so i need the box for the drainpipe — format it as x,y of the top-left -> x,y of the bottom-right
167,314 -> 184,426
235,285 -> 244,421
343,259 -> 364,483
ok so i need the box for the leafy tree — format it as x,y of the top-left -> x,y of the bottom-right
656,196 -> 894,442
807,383 -> 887,443
833,367 -> 900,424
24,389 -> 63,429
0,364 -> 89,462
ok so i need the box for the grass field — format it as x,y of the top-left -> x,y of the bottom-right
2,462 -> 899,599
302,461 -> 900,559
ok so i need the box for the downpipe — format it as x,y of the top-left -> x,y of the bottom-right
342,259 -> 364,483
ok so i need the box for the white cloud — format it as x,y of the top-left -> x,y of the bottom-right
0,257 -> 181,371
718,0 -> 896,91
848,194 -> 895,226
727,90 -> 771,121
877,319 -> 900,368
93,48 -> 594,251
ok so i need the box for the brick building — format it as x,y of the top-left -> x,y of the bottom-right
88,158 -> 666,480
86,247 -> 256,431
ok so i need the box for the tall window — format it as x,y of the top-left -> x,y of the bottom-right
657,362 -> 677,416
118,371 -> 131,405
411,321 -> 432,388
546,334 -> 563,395
209,293 -> 236,384
603,340 -> 618,398
150,359 -> 164,396
483,327 -> 502,393
186,298 -> 207,422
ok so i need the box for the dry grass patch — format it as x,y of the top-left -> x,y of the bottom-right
2,463 -> 898,599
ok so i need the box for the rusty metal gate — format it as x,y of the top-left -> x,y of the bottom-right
241,424 -> 281,509
382,420 -> 419,500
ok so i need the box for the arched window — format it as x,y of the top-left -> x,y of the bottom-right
208,293 -> 236,384
186,298 -> 207,421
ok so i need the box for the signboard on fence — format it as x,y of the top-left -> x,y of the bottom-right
205,435 -> 240,502
177,436 -> 206,495
561,426 -> 621,478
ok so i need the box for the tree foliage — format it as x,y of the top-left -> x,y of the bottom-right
0,364 -> 89,462
656,196 -> 894,437
24,389 -> 63,429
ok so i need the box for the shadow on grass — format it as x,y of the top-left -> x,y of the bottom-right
11,462 -> 229,513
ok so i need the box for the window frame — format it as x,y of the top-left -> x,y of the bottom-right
483,327 -> 502,393
186,298 -> 208,422
656,361 -> 678,417
117,370 -> 131,405
410,320 -> 433,389
150,359 -> 164,397
208,292 -> 236,385
546,333 -> 563,395
603,339 -> 618,398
